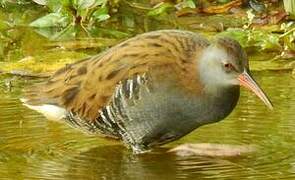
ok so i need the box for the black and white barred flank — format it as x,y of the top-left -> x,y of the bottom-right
64,73 -> 151,142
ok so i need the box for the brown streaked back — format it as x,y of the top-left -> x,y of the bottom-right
24,30 -> 210,121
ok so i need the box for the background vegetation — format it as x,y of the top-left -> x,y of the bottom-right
0,0 -> 294,75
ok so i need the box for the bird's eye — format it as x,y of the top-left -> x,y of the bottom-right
223,63 -> 233,72
224,63 -> 231,68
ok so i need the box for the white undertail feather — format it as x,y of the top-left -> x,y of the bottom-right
20,98 -> 67,121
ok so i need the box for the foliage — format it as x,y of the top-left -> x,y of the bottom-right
220,28 -> 281,51
0,0 -> 32,7
219,22 -> 295,58
0,0 -> 294,70
29,0 -> 122,40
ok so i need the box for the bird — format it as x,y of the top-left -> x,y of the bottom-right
21,29 -> 273,153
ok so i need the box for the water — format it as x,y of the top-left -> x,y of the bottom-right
1,3 -> 295,179
0,70 -> 294,179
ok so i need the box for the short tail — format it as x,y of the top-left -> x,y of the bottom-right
20,98 -> 67,121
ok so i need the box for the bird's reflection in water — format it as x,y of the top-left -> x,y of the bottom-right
52,144 -> 256,179
62,145 -> 177,179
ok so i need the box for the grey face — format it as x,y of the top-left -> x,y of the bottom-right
198,39 -> 248,89
215,37 -> 250,85
216,37 -> 248,71
198,36 -> 273,109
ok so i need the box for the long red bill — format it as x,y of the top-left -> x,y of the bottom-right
237,71 -> 273,110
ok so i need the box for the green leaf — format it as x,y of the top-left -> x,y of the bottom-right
0,20 -> 10,30
32,27 -> 59,39
183,0 -> 196,9
29,13 -> 70,28
219,28 -> 282,51
92,7 -> 110,22
73,0 -> 95,9
253,32 -> 281,50
46,0 -> 63,12
218,29 -> 249,47
175,0 -> 196,10
148,3 -> 174,17
73,0 -> 107,9
93,0 -> 108,7
51,24 -> 76,40
32,0 -> 47,5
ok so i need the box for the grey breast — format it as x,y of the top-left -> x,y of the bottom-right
65,73 -> 240,153
102,73 -> 240,152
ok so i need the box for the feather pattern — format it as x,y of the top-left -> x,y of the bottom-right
23,30 -> 251,152
24,30 -> 209,121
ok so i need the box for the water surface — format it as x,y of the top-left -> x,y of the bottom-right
0,70 -> 295,179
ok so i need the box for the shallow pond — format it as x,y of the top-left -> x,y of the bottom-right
1,2 -> 295,179
0,69 -> 295,179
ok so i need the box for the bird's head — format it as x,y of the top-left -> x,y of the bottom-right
198,36 -> 273,109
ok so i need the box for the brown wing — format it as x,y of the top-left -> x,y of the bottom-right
24,30 -> 209,121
